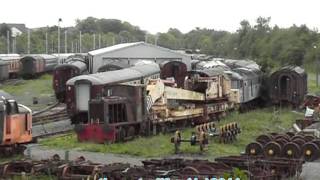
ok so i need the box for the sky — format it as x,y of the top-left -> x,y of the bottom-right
1,0 -> 319,34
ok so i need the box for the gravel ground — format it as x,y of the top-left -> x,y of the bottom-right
24,144 -> 144,166
32,119 -> 74,137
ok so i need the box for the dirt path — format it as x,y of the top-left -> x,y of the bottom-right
25,144 -> 145,166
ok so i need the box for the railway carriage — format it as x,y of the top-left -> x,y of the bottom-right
66,63 -> 160,124
20,54 -> 58,78
0,54 -> 21,78
160,61 -> 188,88
269,66 -> 307,107
53,57 -> 88,102
0,61 -> 9,81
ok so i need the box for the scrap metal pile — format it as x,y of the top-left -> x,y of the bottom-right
0,154 -> 305,180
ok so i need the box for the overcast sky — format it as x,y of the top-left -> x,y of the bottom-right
1,0 -> 319,33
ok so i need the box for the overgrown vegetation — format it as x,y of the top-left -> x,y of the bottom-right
40,107 -> 301,158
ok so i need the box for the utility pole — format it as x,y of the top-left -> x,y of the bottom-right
65,30 -> 67,53
145,34 -> 148,43
58,18 -> 62,56
51,39 -> 54,53
12,37 -> 16,53
98,34 -> 101,48
27,29 -> 31,54
155,35 -> 158,46
75,41 -> 78,53
45,32 -> 48,54
7,30 -> 10,54
93,34 -> 96,50
71,41 -> 74,53
79,31 -> 82,53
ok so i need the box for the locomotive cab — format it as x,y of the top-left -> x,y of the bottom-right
0,98 -> 32,146
75,84 -> 147,143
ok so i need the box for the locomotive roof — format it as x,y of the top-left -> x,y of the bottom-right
129,63 -> 160,76
195,60 -> 229,70
55,60 -> 87,71
67,68 -> 143,85
67,64 -> 160,85
222,59 -> 260,70
0,90 -> 14,100
189,67 -> 226,77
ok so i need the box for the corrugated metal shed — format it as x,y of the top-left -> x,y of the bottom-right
89,42 -> 142,56
87,42 -> 192,73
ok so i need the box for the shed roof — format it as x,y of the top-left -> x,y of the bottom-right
89,42 -> 143,56
88,42 -> 190,58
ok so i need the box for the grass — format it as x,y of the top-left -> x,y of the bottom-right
307,72 -> 320,94
40,107 -> 301,158
0,74 -> 55,111
1,74 -> 53,94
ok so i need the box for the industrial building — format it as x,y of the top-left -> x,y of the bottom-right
87,42 -> 192,73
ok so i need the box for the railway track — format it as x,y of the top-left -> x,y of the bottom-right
33,109 -> 69,126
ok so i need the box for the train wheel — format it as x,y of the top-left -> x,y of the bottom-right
282,142 -> 301,159
291,135 -> 306,142
286,132 -> 295,137
302,142 -> 320,162
245,142 -> 263,156
304,135 -> 315,142
127,126 -> 136,140
180,166 -> 200,175
256,134 -> 273,144
116,128 -> 126,142
139,122 -> 148,136
263,141 -> 282,158
311,140 -> 320,147
274,134 -> 290,141
292,139 -> 306,147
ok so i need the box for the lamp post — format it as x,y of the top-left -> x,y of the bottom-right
58,18 -> 62,55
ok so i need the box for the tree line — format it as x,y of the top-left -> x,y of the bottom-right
0,16 -> 319,71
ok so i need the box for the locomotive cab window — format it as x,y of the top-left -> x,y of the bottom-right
6,101 -> 18,115
108,103 -> 127,123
